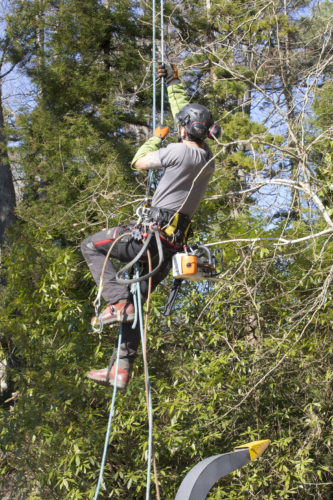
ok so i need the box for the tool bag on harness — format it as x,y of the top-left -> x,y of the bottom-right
148,207 -> 192,245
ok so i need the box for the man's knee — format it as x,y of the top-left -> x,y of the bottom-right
81,236 -> 94,258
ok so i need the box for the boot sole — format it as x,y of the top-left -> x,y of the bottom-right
91,313 -> 135,328
87,374 -> 128,390
106,313 -> 135,325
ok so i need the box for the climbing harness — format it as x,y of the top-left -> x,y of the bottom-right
115,224 -> 164,285
149,206 -> 192,245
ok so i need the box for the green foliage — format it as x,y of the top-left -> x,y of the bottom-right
0,0 -> 332,499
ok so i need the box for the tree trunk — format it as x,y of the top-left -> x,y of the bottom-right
0,79 -> 16,245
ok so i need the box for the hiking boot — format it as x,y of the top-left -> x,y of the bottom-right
87,359 -> 131,390
91,302 -> 135,328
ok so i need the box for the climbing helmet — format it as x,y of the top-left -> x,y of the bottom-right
176,104 -> 221,141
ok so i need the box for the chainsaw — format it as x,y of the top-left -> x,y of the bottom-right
172,245 -> 222,281
164,245 -> 222,316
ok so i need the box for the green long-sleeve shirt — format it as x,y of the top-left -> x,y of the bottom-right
167,82 -> 189,119
131,83 -> 189,166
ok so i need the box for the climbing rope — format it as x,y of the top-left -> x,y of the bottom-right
160,0 -> 164,124
152,0 -> 156,131
134,268 -> 153,499
123,0 -> 166,464
91,231 -> 162,498
93,326 -> 123,500
92,264 -> 160,499
144,0 -> 165,208
145,0 -> 157,204
92,1 -> 165,496
134,256 -> 161,500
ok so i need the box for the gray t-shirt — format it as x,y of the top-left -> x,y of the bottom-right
151,142 -> 215,219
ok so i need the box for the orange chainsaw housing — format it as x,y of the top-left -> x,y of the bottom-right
181,255 -> 197,275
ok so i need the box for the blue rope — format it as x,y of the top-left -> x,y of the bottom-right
147,0 -> 157,195
152,0 -> 156,132
93,325 -> 123,500
140,0 -> 162,486
94,0 -> 161,493
131,283 -> 139,329
160,0 -> 164,124
135,270 -> 154,500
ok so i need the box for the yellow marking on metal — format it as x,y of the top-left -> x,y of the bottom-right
234,439 -> 270,461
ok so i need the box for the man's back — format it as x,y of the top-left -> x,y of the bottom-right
152,142 -> 215,218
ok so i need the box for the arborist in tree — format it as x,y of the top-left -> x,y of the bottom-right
81,63 -> 221,389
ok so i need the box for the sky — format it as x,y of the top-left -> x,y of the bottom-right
1,0 -> 328,230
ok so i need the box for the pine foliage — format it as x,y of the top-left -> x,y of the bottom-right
0,1 -> 332,498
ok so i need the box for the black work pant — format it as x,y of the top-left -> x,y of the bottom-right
81,224 -> 174,362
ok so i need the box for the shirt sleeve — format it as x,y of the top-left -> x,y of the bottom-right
131,137 -> 162,167
158,143 -> 185,168
167,83 -> 190,118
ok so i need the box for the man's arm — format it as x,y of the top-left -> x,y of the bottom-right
134,151 -> 162,170
167,83 -> 190,119
131,126 -> 169,169
157,63 -> 190,118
